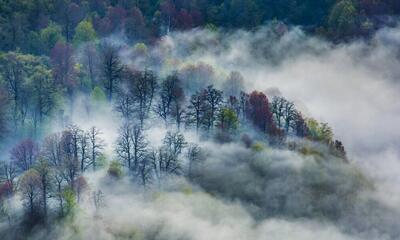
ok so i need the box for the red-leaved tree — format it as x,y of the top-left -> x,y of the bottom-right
246,91 -> 276,135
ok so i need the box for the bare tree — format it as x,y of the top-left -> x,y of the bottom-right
10,139 -> 38,172
172,99 -> 186,129
0,160 -> 17,193
171,85 -> 185,129
88,127 -> 105,171
60,130 -> 79,189
101,43 -> 123,101
42,133 -> 65,215
116,123 -> 134,170
131,125 -> 147,172
42,133 -> 63,167
133,69 -> 157,127
186,144 -> 204,180
149,149 -> 161,187
292,111 -> 308,137
0,88 -> 8,139
116,123 -> 147,172
115,91 -> 135,120
79,131 -> 90,172
155,73 -> 184,126
115,68 -> 135,120
34,158 -> 52,221
149,132 -> 187,187
19,169 -> 41,219
138,155 -> 152,188
203,85 -> 223,130
271,97 -> 296,133
160,131 -> 187,175
163,131 -> 187,156
186,91 -> 206,132
155,75 -> 174,124
68,124 -> 82,164
150,147 -> 172,187
83,43 -> 99,89
283,100 -> 296,133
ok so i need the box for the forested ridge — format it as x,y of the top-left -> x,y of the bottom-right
0,1 -> 399,240
1,0 -> 400,54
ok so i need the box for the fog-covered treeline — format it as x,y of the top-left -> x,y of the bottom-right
0,36 -> 348,222
0,23 -> 357,239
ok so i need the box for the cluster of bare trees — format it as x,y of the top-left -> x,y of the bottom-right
112,69 -> 212,187
271,96 -> 308,136
114,68 -> 158,127
0,125 -> 105,224
111,69 -> 348,172
113,69 -> 312,143
115,125 -> 205,188
155,73 -> 185,128
99,49 -> 306,140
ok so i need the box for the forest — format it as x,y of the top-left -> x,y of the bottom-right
1,0 -> 400,53
0,1 -> 400,240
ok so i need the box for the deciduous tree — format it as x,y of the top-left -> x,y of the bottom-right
10,139 -> 39,172
246,91 -> 275,134
34,158 -> 52,220
19,169 -> 41,219
203,85 -> 223,130
132,69 -> 157,126
186,91 -> 206,132
73,20 -> 97,46
51,42 -> 76,102
116,123 -> 147,172
101,43 -> 123,101
88,127 -> 105,171
0,88 -> 8,138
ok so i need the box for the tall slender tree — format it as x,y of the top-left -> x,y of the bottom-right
88,127 -> 105,171
101,44 -> 123,102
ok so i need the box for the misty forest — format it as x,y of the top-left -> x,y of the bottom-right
0,0 -> 400,239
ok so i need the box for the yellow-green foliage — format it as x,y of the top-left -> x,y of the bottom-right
96,154 -> 107,168
217,108 -> 239,132
73,20 -> 97,46
299,146 -> 324,158
133,43 -> 148,56
251,142 -> 265,152
108,160 -> 123,179
39,22 -> 64,53
181,186 -> 193,195
306,118 -> 333,143
63,188 -> 77,216
91,86 -> 107,103
328,0 -> 357,36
